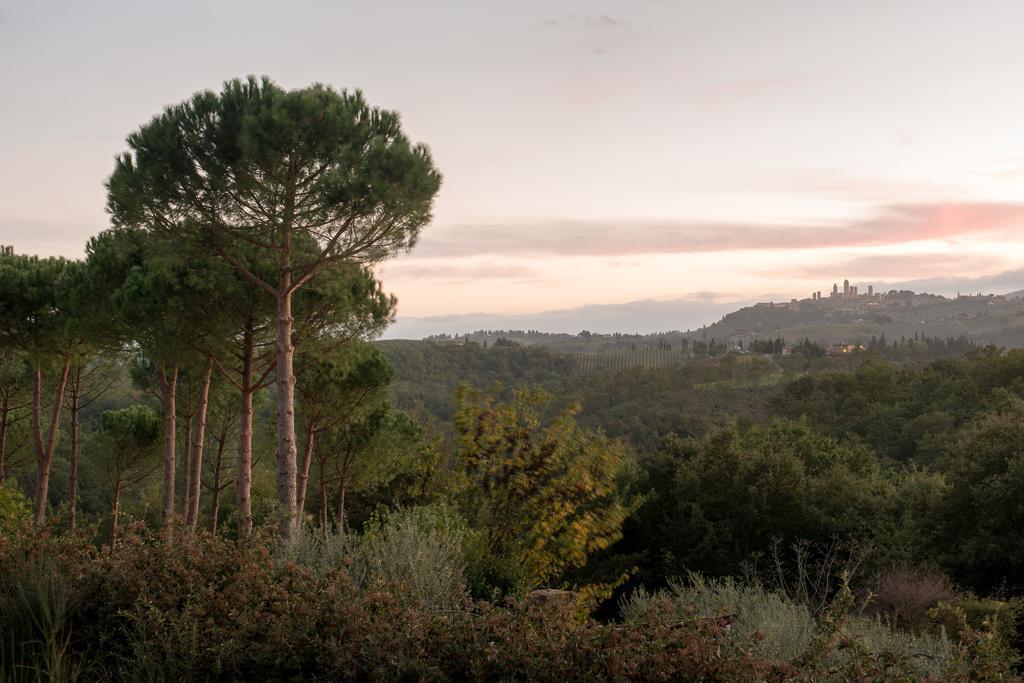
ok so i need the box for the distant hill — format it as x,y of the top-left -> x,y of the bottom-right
409,290 -> 1024,352
383,296 -> 748,340
685,290 -> 1024,347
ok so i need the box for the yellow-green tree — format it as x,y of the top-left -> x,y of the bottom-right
454,386 -> 638,592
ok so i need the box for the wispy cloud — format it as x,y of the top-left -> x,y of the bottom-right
697,72 -> 825,100
414,202 -> 1024,259
794,253 -> 1007,280
384,262 -> 539,283
744,168 -> 954,202
541,14 -> 630,30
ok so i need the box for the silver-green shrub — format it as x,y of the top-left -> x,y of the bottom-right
287,504 -> 472,611
620,574 -> 953,677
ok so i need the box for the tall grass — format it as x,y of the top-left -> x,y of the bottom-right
0,561 -> 78,682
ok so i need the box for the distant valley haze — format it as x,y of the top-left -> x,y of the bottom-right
3,1 -> 1024,333
385,267 -> 1024,338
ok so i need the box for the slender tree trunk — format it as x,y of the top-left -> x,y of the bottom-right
209,435 -> 226,534
274,275 -> 298,542
209,490 -> 220,534
296,424 -> 315,522
319,466 -> 329,543
68,385 -> 80,529
158,365 -> 179,540
111,478 -> 122,548
336,485 -> 346,534
0,398 -> 8,486
186,362 -> 212,529
31,365 -> 42,475
236,319 -> 255,537
181,412 -> 193,519
32,358 -> 70,527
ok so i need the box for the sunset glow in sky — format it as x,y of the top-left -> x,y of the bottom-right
3,1 -> 1024,332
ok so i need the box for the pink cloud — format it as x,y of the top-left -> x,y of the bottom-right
413,202 -> 1024,258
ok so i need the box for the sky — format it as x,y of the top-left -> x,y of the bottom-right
3,1 -> 1024,336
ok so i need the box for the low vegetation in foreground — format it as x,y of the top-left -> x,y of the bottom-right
1,515 -> 1019,682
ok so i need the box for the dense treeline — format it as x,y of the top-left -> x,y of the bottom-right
382,338 -> 1024,598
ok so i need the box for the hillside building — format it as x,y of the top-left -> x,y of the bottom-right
814,279 -> 879,301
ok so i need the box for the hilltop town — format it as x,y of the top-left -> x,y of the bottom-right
422,281 -> 1024,357
698,279 -> 1023,349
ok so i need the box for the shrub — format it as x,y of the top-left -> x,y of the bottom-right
57,528 -> 782,680
0,485 -> 30,530
621,574 -> 817,661
931,595 -> 1024,673
0,524 -> 1017,681
621,574 -> 956,679
287,504 -> 471,611
351,504 -> 471,610
867,564 -> 958,632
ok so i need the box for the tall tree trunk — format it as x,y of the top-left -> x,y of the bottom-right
236,318 -> 254,537
296,424 -> 315,522
111,478 -> 122,548
274,278 -> 298,542
181,412 -> 193,519
158,365 -> 178,540
32,358 -> 70,527
68,384 -> 80,529
186,362 -> 212,529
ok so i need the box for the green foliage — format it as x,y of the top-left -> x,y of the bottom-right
0,486 -> 30,530
774,346 -> 1024,463
622,575 -> 819,661
95,405 -> 162,538
653,420 -> 897,578
297,342 -> 393,432
932,596 -> 1024,678
349,505 -> 471,611
937,400 -> 1024,592
379,340 -> 774,451
454,387 -> 639,594
108,77 -> 442,258
0,561 -> 77,682
620,574 -> 964,678
83,229 -> 229,364
0,253 -> 81,357
288,505 -> 472,613
98,405 -> 160,447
